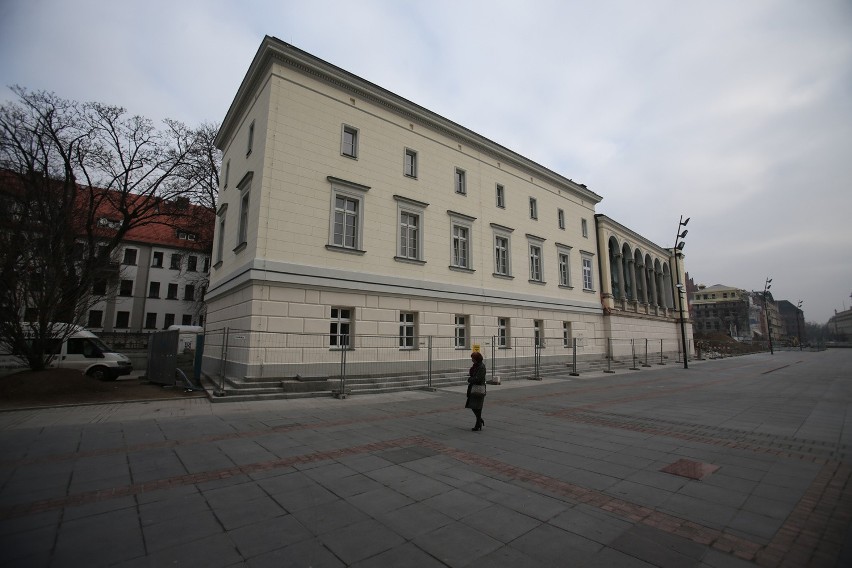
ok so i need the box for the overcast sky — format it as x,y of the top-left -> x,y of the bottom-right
2,0 -> 850,324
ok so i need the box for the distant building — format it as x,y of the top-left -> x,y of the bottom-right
87,205 -> 214,332
828,308 -> 852,340
690,284 -> 757,340
777,300 -> 805,344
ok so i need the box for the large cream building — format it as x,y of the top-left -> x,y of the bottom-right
204,36 -> 691,380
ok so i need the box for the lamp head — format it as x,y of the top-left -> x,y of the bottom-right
681,217 -> 690,226
676,242 -> 686,250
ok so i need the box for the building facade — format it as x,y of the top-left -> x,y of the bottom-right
205,36 -> 690,379
777,300 -> 805,344
86,210 -> 213,333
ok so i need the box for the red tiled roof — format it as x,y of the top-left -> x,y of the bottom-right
2,169 -> 215,250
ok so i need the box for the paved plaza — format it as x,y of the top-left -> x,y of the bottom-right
1,350 -> 850,567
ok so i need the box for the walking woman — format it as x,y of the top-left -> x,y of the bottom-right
465,351 -> 487,431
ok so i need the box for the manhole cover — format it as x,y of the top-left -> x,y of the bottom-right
660,459 -> 719,480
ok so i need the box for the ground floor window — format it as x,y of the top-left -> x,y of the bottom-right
498,317 -> 510,348
330,307 -> 352,348
399,312 -> 417,349
454,315 -> 467,349
563,321 -> 572,347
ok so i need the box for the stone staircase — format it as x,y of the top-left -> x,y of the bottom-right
199,355 -> 658,403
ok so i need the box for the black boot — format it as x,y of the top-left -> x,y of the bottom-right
472,420 -> 482,431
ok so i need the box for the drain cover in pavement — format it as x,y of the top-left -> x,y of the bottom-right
660,459 -> 719,480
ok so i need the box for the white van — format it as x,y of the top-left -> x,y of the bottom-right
1,324 -> 133,381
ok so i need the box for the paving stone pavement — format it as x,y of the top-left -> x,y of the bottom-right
1,350 -> 850,567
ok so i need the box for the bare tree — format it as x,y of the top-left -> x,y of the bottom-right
0,87 -> 220,371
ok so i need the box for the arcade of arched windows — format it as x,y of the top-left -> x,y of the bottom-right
605,236 -> 677,314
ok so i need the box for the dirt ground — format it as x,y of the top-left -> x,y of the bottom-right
0,368 -> 207,410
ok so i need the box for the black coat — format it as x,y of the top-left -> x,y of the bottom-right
465,363 -> 486,410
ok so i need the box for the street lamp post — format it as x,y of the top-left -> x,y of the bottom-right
796,300 -> 803,351
763,278 -> 774,355
673,216 -> 690,369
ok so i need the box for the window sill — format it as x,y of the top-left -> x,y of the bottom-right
583,288 -> 597,293
326,245 -> 366,255
148,295 -> 160,299
213,261 -> 223,269
394,256 -> 426,265
233,242 -> 247,254
528,280 -> 547,286
166,297 -> 178,301
342,153 -> 358,160
492,273 -> 514,280
449,266 -> 475,274
558,285 -> 574,290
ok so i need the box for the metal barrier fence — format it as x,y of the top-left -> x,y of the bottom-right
200,329 -> 713,385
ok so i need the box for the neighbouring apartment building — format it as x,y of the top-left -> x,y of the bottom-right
204,36 -> 691,379
86,207 -> 214,333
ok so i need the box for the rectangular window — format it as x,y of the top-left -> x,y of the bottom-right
123,248 -> 137,265
341,125 -> 358,158
224,159 -> 230,189
454,315 -> 467,349
170,254 -> 182,270
558,252 -> 570,287
145,313 -> 157,330
187,255 -> 198,272
167,283 -> 178,299
498,317 -> 509,348
330,307 -> 351,349
181,314 -> 193,326
238,190 -> 250,246
563,322 -> 572,347
582,256 -> 594,290
534,320 -> 544,347
558,209 -> 565,230
529,197 -> 538,220
152,251 -> 163,268
495,236 -> 509,276
88,310 -> 103,328
455,168 -> 466,195
581,218 -> 588,238
333,195 -> 359,249
529,244 -> 542,282
164,313 -> 175,329
247,120 -> 254,156
148,282 -> 160,298
184,284 -> 195,301
119,279 -> 133,297
452,225 -> 469,269
399,211 -> 419,259
203,257 -> 210,272
404,148 -> 417,178
399,312 -> 416,349
115,311 -> 130,329
496,184 -> 505,208
93,279 -> 107,295
216,215 -> 226,262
